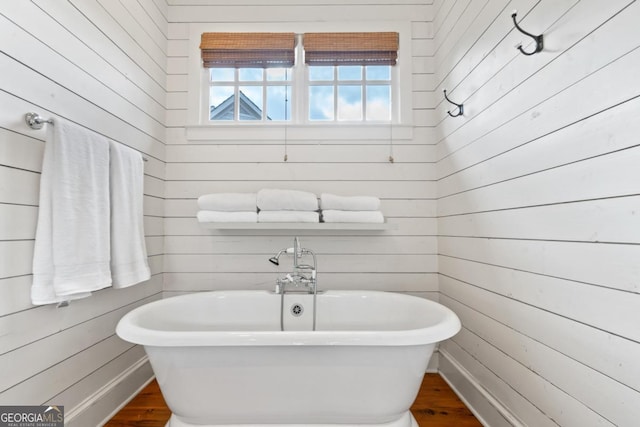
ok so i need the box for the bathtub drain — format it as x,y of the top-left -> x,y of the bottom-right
290,303 -> 304,317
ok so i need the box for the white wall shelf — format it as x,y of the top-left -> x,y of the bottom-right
199,222 -> 395,231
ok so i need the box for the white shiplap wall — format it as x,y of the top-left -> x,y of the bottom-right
0,1 -> 166,425
164,1 -> 438,303
434,0 -> 640,425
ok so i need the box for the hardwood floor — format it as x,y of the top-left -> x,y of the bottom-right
105,373 -> 481,427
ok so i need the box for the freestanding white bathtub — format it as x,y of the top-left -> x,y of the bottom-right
116,290 -> 461,427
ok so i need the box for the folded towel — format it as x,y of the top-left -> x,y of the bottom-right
31,118 -> 112,305
258,211 -> 319,223
320,193 -> 380,211
109,141 -> 151,289
198,193 -> 257,212
321,210 -> 385,223
257,189 -> 318,211
198,211 -> 258,223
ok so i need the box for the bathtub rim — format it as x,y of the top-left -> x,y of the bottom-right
116,290 -> 461,347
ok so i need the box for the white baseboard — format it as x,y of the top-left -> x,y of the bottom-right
64,355 -> 154,427
438,349 -> 523,427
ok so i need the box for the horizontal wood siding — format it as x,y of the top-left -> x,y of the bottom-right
164,2 -> 437,300
434,0 -> 640,425
0,0 -> 166,422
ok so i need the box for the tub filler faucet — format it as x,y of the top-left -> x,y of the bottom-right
269,237 -> 318,330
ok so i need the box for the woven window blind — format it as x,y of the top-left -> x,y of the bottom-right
304,32 -> 399,66
200,32 -> 296,68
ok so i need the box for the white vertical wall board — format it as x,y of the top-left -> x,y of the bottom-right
68,0 -> 167,82
443,295 -> 640,427
0,128 -> 44,172
163,272 -> 438,293
0,336 -> 134,405
439,196 -> 640,244
0,0 -> 166,419
117,0 -> 168,53
0,55 -> 165,161
0,167 -> 40,206
438,94 -> 640,198
0,13 -> 165,141
435,0 -> 640,423
167,4 -> 429,23
30,0 -> 167,106
438,146 -> 640,217
0,295 -> 155,394
439,236 -> 640,293
437,0 -> 638,162
0,275 -> 162,356
439,272 -> 640,398
450,327 -> 615,427
0,241 -> 33,280
164,235 -> 436,255
440,340 -> 557,427
164,254 -> 437,274
0,276 -> 32,317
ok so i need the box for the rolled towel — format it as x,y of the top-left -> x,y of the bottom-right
198,193 -> 257,212
197,211 -> 258,223
257,189 -> 318,211
322,210 -> 384,223
258,211 -> 320,223
320,193 -> 381,211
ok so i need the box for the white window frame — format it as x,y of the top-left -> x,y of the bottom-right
186,22 -> 413,137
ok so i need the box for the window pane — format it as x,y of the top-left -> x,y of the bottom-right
238,86 -> 263,121
210,68 -> 234,82
239,68 -> 263,81
309,66 -> 333,81
309,86 -> 334,121
266,86 -> 291,121
337,85 -> 362,121
366,85 -> 391,121
338,66 -> 362,81
209,86 -> 235,120
266,68 -> 292,81
366,66 -> 391,80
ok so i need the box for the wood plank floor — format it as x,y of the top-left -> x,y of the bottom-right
105,373 -> 482,426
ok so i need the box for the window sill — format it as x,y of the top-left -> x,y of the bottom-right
185,123 -> 413,141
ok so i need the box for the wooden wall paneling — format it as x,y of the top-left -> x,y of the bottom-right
440,339 -> 555,427
438,94 -> 640,198
167,4 -> 429,23
28,0 -> 167,110
437,0 -> 638,162
163,272 -> 438,293
439,272 -> 640,407
68,0 -> 167,83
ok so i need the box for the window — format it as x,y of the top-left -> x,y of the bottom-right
199,31 -> 399,124
308,65 -> 391,122
209,68 -> 292,121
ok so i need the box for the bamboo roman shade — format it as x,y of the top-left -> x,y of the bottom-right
304,32 -> 399,66
200,32 -> 296,68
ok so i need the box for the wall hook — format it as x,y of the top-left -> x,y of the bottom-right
511,11 -> 543,56
443,89 -> 463,117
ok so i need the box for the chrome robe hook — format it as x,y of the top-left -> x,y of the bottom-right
443,89 -> 463,118
511,11 -> 543,56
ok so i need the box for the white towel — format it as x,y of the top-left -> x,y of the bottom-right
109,141 -> 151,289
31,118 -> 112,305
320,193 -> 381,211
321,210 -> 385,223
197,211 -> 258,223
257,189 -> 318,211
258,211 -> 319,223
198,193 -> 257,212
